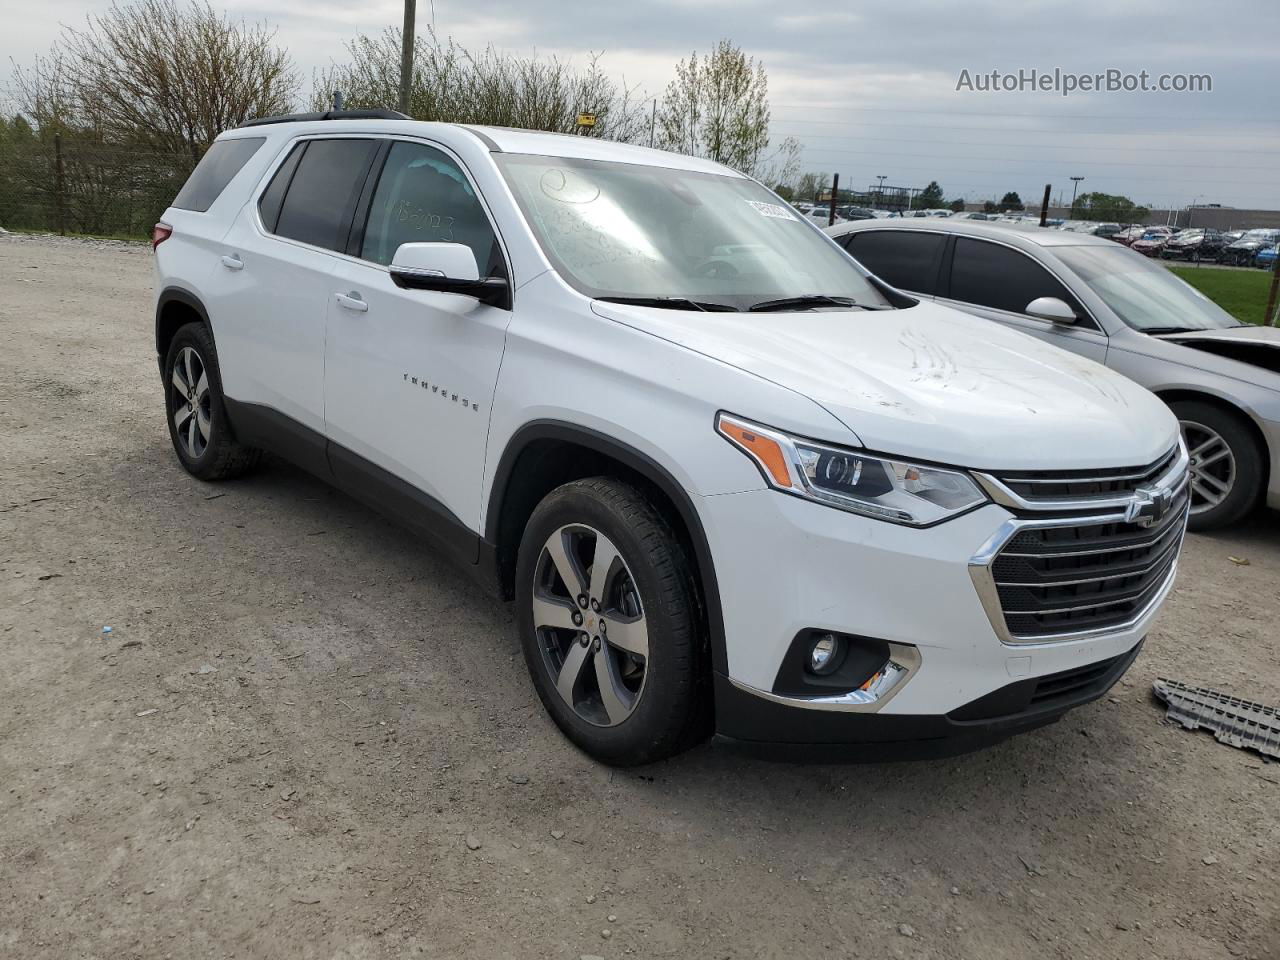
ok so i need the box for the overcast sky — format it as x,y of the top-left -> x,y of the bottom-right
4,0 -> 1277,210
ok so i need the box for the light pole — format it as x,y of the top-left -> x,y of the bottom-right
1069,176 -> 1084,217
876,175 -> 886,208
1187,195 -> 1204,229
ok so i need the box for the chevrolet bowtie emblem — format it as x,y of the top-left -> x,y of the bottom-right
1125,485 -> 1173,528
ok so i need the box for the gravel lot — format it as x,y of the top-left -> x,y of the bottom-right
2,233 -> 1278,960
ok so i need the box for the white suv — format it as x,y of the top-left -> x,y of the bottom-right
153,110 -> 1189,765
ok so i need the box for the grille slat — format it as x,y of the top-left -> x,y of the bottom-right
996,446 -> 1179,505
985,455 -> 1189,640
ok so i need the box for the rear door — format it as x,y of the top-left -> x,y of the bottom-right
214,137 -> 380,451
936,236 -> 1108,363
839,229 -> 946,298
322,138 -> 512,540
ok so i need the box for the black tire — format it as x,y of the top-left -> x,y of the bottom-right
1170,400 -> 1264,531
163,322 -> 260,481
515,477 -> 709,765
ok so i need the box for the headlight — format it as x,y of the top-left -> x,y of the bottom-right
716,413 -> 987,526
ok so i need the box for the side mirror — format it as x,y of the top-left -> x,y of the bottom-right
389,242 -> 510,309
1025,296 -> 1077,325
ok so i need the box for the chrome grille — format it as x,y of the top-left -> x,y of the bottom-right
976,445 -> 1180,510
992,485 -> 1188,638
969,440 -> 1190,644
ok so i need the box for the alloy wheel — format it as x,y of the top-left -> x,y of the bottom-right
531,524 -> 648,727
171,346 -> 212,459
1181,419 -> 1235,515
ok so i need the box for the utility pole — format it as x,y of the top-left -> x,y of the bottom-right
1038,183 -> 1051,228
828,173 -> 839,226
649,100 -> 657,149
398,0 -> 416,115
1069,176 -> 1084,217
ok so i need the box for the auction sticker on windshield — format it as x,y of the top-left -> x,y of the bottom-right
745,200 -> 796,220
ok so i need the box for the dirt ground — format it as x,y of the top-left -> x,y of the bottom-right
1,233 -> 1278,960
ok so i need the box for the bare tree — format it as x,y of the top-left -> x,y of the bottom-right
16,0 -> 297,161
315,29 -> 649,143
655,40 -> 786,177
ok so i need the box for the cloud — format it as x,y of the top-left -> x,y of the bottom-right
2,0 -> 1276,206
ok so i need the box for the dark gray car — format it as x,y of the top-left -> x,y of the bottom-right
825,218 -> 1280,529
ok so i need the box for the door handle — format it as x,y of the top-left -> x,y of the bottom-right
220,254 -> 243,270
335,292 -> 369,313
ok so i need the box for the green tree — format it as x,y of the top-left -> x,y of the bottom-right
998,191 -> 1024,212
656,40 -> 779,176
1073,191 -> 1150,223
792,171 -> 828,203
949,197 -> 966,213
916,181 -> 944,208
982,200 -> 998,213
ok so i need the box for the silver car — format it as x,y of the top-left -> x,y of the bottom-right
825,218 -> 1280,530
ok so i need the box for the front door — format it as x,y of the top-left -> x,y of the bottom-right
323,139 -> 512,537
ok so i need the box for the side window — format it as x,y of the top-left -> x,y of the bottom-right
949,237 -> 1087,321
172,137 -> 265,212
273,138 -> 378,252
257,142 -> 306,233
360,141 -> 500,275
843,230 -> 945,295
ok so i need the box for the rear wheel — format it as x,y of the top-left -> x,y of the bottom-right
515,477 -> 708,765
163,322 -> 259,481
1171,400 -> 1264,531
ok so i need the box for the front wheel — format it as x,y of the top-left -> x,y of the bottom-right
515,478 -> 708,765
1172,400 -> 1264,531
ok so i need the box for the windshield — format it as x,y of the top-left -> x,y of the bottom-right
496,154 -> 890,311
1055,244 -> 1241,332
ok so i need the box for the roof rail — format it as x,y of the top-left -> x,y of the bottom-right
237,109 -> 411,129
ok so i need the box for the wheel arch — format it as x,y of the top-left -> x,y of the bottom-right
1156,388 -> 1271,492
155,286 -> 214,365
485,421 -> 728,678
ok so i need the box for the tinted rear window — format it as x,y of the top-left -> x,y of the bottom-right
844,230 -> 946,294
274,139 -> 378,252
172,138 -> 265,212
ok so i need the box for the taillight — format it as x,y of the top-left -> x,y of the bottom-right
152,222 -> 173,250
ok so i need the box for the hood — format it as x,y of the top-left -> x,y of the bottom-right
591,299 -> 1176,471
1159,326 -> 1280,376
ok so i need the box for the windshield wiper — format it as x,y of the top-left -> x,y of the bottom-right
596,296 -> 739,312
747,295 -> 877,312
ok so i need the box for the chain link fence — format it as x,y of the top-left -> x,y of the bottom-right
0,136 -> 195,239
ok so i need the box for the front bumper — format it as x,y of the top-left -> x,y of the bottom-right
714,639 -> 1142,760
698,484 -> 1179,752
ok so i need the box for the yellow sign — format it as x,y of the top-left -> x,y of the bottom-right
576,113 -> 597,127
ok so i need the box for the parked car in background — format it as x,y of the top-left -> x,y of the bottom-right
1131,226 -> 1177,257
836,206 -> 878,221
1160,228 -> 1229,262
1224,229 -> 1280,267
152,111 -> 1187,763
826,218 -> 1280,530
1255,244 -> 1279,270
1113,225 -> 1149,246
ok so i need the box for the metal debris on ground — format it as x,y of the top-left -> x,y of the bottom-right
1153,678 -> 1280,760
